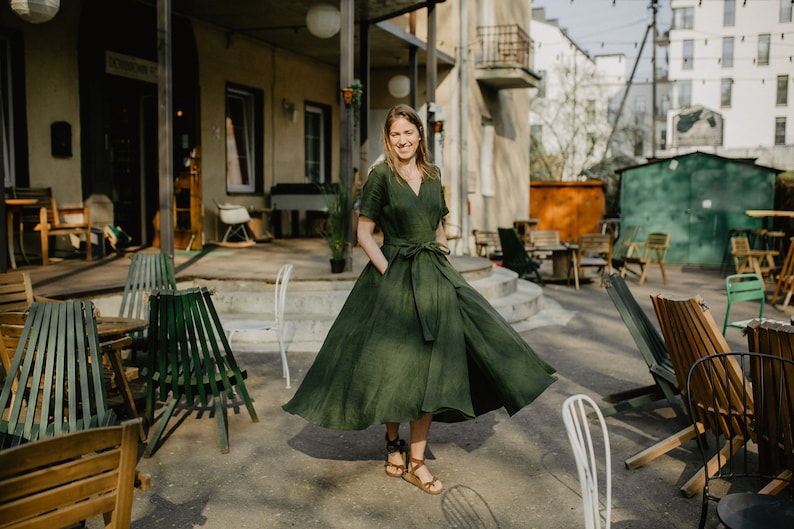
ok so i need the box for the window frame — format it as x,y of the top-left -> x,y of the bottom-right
673,7 -> 694,29
758,34 -> 771,66
678,80 -> 692,108
225,82 -> 264,195
682,39 -> 694,70
775,117 -> 786,145
724,0 -> 735,26
781,0 -> 793,23
721,78 -> 733,108
304,102 -> 331,185
777,75 -> 789,106
722,37 -> 734,68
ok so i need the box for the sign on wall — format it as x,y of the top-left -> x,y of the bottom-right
105,51 -> 157,84
672,105 -> 723,148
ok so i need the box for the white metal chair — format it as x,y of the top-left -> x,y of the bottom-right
562,394 -> 612,529
216,202 -> 252,243
223,263 -> 293,388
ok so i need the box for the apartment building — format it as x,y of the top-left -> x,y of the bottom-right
665,0 -> 793,169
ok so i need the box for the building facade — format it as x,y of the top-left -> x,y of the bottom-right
0,0 -> 540,263
664,0 -> 793,169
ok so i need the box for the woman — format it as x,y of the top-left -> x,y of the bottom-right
283,104 -> 556,495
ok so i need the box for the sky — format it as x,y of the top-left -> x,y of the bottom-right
532,0 -> 673,83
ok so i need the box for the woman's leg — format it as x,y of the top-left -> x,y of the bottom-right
385,422 -> 405,476
407,414 -> 443,493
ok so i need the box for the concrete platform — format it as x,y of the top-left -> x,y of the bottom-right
12,240 -> 794,529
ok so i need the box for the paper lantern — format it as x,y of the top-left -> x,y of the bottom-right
388,75 -> 410,98
306,3 -> 340,39
9,0 -> 60,23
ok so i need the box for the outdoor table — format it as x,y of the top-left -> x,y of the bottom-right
96,316 -> 148,440
745,209 -> 794,230
5,198 -> 37,269
532,243 -> 577,282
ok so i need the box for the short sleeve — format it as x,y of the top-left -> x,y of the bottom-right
358,164 -> 389,221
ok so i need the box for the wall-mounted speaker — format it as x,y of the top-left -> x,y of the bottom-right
51,121 -> 72,157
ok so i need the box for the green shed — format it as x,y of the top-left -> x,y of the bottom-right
618,151 -> 782,266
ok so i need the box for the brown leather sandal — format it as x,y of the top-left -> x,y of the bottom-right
385,434 -> 406,477
402,457 -> 443,494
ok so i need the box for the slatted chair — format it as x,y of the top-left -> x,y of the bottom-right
8,187 -> 92,267
609,226 -> 641,272
569,233 -> 612,290
0,418 -> 150,529
620,232 -> 670,285
497,227 -> 543,285
0,271 -> 59,315
144,286 -> 259,457
722,273 -> 784,335
472,229 -> 501,259
601,274 -> 684,421
119,253 -> 177,357
730,235 -> 778,280
0,300 -> 119,448
626,294 -> 749,498
771,236 -> 794,307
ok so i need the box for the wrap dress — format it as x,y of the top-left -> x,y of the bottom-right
282,163 -> 556,430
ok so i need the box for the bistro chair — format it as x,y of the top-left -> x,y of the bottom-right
497,228 -> 543,285
562,394 -> 612,529
144,286 -> 258,457
686,352 -> 794,529
569,233 -> 612,290
223,263 -> 293,388
620,232 -> 670,285
722,273 -> 782,335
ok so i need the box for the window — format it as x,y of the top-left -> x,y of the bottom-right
607,97 -> 619,124
722,37 -> 734,68
586,99 -> 595,122
660,94 -> 670,118
305,103 -> 331,184
0,35 -> 19,188
724,0 -> 735,26
682,40 -> 694,70
530,124 -> 543,145
775,117 -> 786,145
673,7 -> 694,29
777,76 -> 789,106
678,80 -> 692,108
758,34 -> 770,66
635,95 -> 647,117
633,132 -> 644,157
781,0 -> 793,23
225,83 -> 263,194
537,70 -> 547,98
721,78 -> 733,107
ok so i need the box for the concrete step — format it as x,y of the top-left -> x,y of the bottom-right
90,263 -> 545,354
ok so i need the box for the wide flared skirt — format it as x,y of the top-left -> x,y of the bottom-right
282,252 -> 556,430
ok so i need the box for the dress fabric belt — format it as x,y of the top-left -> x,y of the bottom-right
386,239 -> 451,343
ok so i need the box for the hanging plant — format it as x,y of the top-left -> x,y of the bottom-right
342,82 -> 363,137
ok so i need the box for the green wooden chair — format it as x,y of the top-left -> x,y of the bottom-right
602,273 -> 685,421
497,227 -> 543,285
144,286 -> 258,457
119,253 -> 177,356
0,300 -> 117,448
722,273 -> 782,334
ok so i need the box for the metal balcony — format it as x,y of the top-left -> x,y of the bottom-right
475,25 -> 540,90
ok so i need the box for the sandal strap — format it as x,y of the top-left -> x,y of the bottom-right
385,434 -> 406,454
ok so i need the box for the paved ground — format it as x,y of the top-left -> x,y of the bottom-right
16,240 -> 794,529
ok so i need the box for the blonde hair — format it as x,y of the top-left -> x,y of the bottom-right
381,104 -> 439,180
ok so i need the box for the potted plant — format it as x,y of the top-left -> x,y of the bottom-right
321,182 -> 350,273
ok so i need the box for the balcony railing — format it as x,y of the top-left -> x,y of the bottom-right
476,25 -> 533,72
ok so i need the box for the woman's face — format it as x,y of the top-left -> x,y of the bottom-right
388,116 -> 420,163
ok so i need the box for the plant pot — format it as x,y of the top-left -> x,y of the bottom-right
330,258 -> 346,273
342,88 -> 353,105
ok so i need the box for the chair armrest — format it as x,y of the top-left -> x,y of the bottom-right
100,335 -> 134,353
32,295 -> 62,303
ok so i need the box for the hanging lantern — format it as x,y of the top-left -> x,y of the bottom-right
387,75 -> 411,98
9,0 -> 60,23
306,3 -> 340,39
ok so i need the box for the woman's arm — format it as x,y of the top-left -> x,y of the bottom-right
357,215 -> 389,274
436,221 -> 451,262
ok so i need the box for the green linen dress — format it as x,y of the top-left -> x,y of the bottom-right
282,163 -> 556,430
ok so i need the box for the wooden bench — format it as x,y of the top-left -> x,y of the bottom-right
7,187 -> 92,266
0,418 -> 150,529
602,274 -> 684,420
472,229 -> 501,259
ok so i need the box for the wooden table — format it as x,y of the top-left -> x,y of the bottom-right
5,198 -> 37,269
96,316 -> 148,440
532,243 -> 577,282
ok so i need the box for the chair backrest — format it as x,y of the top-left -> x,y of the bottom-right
0,418 -> 143,529
642,232 -> 670,260
274,263 -> 293,327
8,187 -> 56,227
562,394 -> 612,529
472,230 -> 501,257
723,273 -> 765,333
730,235 -> 752,255
529,229 -> 561,247
610,226 -> 641,261
686,352 -> 794,526
603,274 -> 673,381
0,272 -> 34,314
120,253 -> 177,320
577,233 -> 612,261
0,300 -> 116,447
497,227 -> 539,280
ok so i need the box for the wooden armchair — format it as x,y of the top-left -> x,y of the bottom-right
472,229 -> 501,259
569,233 -> 612,289
620,232 -> 670,285
0,418 -> 150,529
731,235 -> 779,280
9,187 -> 92,266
